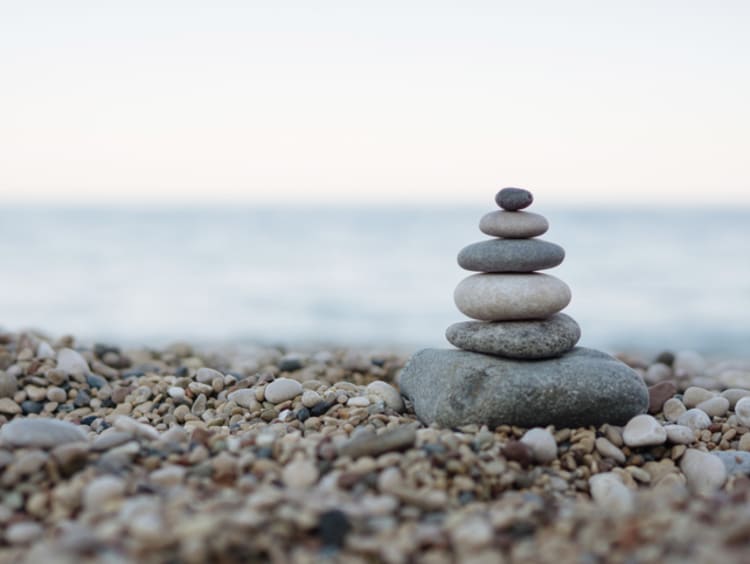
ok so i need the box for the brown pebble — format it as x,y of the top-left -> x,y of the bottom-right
648,381 -> 677,414
502,440 -> 532,468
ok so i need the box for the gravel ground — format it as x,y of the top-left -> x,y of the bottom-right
1,331 -> 750,563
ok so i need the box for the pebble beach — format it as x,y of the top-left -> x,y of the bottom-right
1,331 -> 750,563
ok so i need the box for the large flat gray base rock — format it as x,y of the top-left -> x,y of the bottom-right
399,347 -> 648,428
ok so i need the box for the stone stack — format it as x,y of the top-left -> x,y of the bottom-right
447,187 -> 580,360
399,188 -> 649,429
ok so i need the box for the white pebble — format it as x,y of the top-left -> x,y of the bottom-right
696,396 -> 729,417
451,516 -> 493,550
56,348 -> 90,376
676,408 -> 712,431
735,397 -> 750,427
5,521 -> 44,545
36,341 -> 55,360
623,414 -> 667,447
664,424 -> 695,445
674,351 -> 707,379
589,472 -> 633,513
114,415 -> 160,441
0,418 -> 87,448
264,378 -> 303,404
366,381 -> 404,411
663,398 -> 686,422
46,386 -> 67,403
721,388 -> 750,409
680,449 -> 726,495
595,437 -> 626,464
281,457 -> 319,488
347,396 -> 370,407
196,367 -> 223,384
683,386 -> 716,408
149,465 -> 186,487
227,389 -> 261,410
301,390 -> 323,408
167,387 -> 186,401
84,476 -> 126,508
644,363 -> 671,385
520,428 -> 558,463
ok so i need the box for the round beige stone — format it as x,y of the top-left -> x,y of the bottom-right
454,273 -> 571,321
479,211 -> 549,238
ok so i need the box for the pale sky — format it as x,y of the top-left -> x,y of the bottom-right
1,0 -> 749,205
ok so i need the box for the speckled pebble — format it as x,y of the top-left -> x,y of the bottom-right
264,378 -> 303,404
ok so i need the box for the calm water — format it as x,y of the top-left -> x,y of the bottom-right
1,205 -> 749,357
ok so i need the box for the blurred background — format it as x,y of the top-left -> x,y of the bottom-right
1,1 -> 749,356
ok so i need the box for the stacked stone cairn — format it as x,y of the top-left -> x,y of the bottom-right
400,188 -> 649,429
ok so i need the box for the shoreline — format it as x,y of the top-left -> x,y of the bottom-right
1,330 -> 750,562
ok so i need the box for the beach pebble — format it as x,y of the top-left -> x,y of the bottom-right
5,521 -> 44,545
84,475 -> 126,509
196,367 -> 223,384
647,381 -> 676,414
589,472 -> 633,513
264,378 -> 303,404
680,449 -> 727,495
674,351 -> 707,379
677,408 -> 712,431
457,239 -> 564,273
520,428 -> 557,463
339,426 -> 416,458
451,516 -> 494,551
623,414 -> 667,447
36,341 -> 55,359
663,398 -> 686,422
46,386 -> 67,403
56,348 -> 90,376
454,273 -> 571,321
346,396 -> 370,407
167,386 -> 186,402
664,424 -> 695,445
300,390 -> 323,408
0,397 -> 21,415
495,187 -> 533,211
479,210 -> 549,238
721,388 -> 750,409
401,347 -> 648,428
445,314 -> 580,360
114,416 -> 160,441
0,418 -> 87,448
0,371 -> 18,398
644,363 -> 671,385
712,450 -> 750,476
734,397 -> 750,426
739,433 -> 750,451
595,437 -> 626,464
282,456 -> 319,488
683,386 -> 716,408
696,396 -> 729,417
227,389 -> 261,410
150,465 -> 187,487
366,381 -> 404,411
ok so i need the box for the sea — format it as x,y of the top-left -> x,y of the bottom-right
1,204 -> 749,358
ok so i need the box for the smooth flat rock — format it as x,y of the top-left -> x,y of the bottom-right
495,187 -> 533,211
399,347 -> 648,428
445,313 -> 580,359
479,211 -> 548,238
454,273 -> 571,321
457,239 -> 565,273
0,418 -> 88,448
713,450 -> 750,476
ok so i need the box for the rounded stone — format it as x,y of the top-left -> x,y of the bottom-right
227,389 -> 261,410
0,418 -> 87,448
696,396 -> 729,417
664,424 -> 695,445
735,397 -> 750,426
683,386 -> 716,408
647,381 -> 677,414
264,378 -> 303,404
676,408 -> 712,430
366,381 -> 404,412
680,449 -> 727,495
454,273 -> 571,321
520,428 -> 557,463
479,211 -> 549,239
0,371 -> 18,398
445,313 -> 580,359
495,187 -> 533,211
589,473 -> 633,513
399,347 -> 649,428
56,348 -> 90,376
457,239 -> 565,273
663,397 -> 686,422
623,414 -> 667,447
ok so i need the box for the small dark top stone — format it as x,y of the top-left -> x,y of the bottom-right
318,509 -> 351,548
495,187 -> 533,211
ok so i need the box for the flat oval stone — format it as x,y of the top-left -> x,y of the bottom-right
479,211 -> 548,238
454,273 -> 571,321
399,347 -> 649,428
445,313 -> 580,359
0,418 -> 87,449
495,187 -> 533,211
457,239 -> 564,272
